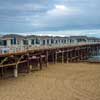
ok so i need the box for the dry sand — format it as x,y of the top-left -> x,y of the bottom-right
0,63 -> 100,100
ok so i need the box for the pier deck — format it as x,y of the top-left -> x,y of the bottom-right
0,43 -> 100,78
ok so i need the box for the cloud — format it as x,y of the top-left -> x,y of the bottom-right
31,4 -> 81,29
0,0 -> 100,35
47,5 -> 80,16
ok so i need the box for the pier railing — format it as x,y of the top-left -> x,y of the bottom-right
0,42 -> 100,54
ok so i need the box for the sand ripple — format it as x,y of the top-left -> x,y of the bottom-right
0,63 -> 100,100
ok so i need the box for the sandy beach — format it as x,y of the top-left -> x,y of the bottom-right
0,63 -> 100,100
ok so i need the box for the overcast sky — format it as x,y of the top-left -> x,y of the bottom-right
0,0 -> 100,36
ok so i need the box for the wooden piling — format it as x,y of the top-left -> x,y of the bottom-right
55,52 -> 57,63
61,51 -> 64,63
46,51 -> 48,67
14,64 -> 18,78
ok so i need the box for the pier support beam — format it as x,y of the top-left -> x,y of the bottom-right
62,51 -> 64,63
96,46 -> 99,55
52,52 -> 55,64
74,50 -> 77,62
77,50 -> 80,61
27,55 -> 30,73
14,64 -> 18,78
46,51 -> 48,67
40,56 -> 42,70
70,51 -> 73,62
55,52 -> 57,63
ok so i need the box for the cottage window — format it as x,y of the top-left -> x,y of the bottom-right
31,39 -> 35,45
0,40 -> 3,46
70,39 -> 73,43
51,39 -> 54,44
47,39 -> 49,44
55,40 -> 58,44
43,40 -> 45,45
64,40 -> 66,43
59,40 -> 60,43
23,40 -> 28,45
13,37 -> 16,44
11,39 -> 13,45
3,40 -> 7,46
77,39 -> 86,42
36,38 -> 40,44
61,40 -> 63,43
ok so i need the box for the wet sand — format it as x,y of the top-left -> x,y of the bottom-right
0,63 -> 100,100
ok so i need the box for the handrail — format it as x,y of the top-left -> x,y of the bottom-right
0,43 -> 100,55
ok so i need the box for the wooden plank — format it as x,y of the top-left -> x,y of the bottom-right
0,63 -> 16,68
0,57 -> 8,65
18,60 -> 27,64
0,60 -> 27,68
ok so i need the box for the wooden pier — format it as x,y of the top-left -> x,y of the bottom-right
0,43 -> 100,78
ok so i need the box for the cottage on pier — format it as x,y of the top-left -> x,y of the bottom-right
0,34 -> 25,53
87,37 -> 100,43
69,36 -> 89,44
0,34 -> 100,54
26,35 -> 53,46
26,35 -> 69,47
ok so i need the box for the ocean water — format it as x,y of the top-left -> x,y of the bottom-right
88,51 -> 100,62
89,56 -> 100,61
